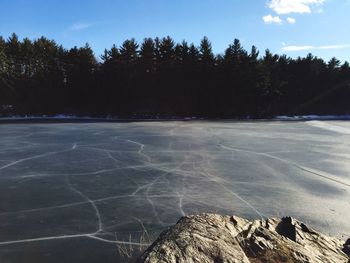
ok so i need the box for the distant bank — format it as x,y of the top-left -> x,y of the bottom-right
1,114 -> 350,124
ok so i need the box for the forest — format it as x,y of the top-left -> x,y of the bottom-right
0,33 -> 349,118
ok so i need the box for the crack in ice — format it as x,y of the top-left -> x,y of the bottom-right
0,148 -> 74,171
219,144 -> 350,188
0,233 -> 149,246
65,175 -> 103,233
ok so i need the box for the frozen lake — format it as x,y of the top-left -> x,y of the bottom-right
0,121 -> 350,262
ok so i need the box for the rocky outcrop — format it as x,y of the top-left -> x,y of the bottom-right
137,214 -> 350,263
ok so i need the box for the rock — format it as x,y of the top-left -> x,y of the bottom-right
137,214 -> 349,263
344,239 -> 350,257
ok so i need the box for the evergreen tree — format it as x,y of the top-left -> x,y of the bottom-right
100,44 -> 122,113
0,36 -> 11,113
139,38 -> 156,72
65,44 -> 97,113
0,34 -> 349,117
199,37 -> 215,67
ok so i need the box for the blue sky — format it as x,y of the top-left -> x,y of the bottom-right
1,0 -> 349,61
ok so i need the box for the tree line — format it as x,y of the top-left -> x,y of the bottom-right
1,33 -> 349,118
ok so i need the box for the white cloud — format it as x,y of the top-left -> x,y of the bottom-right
267,0 -> 325,15
263,14 -> 282,24
69,22 -> 92,31
282,44 -> 350,52
282,45 -> 314,51
319,44 -> 350,50
286,17 -> 296,24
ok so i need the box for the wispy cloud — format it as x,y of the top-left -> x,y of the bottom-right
318,44 -> 350,50
267,0 -> 325,15
263,14 -> 282,24
68,22 -> 94,31
282,45 -> 314,51
282,44 -> 350,52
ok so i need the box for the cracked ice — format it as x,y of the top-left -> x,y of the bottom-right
0,121 -> 350,263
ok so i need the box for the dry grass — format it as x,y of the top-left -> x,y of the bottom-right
247,243 -> 295,263
116,220 -> 152,262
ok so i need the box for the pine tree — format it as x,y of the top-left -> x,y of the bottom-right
199,37 -> 214,67
139,38 -> 156,73
0,34 -> 349,117
120,39 -> 139,66
0,36 -> 11,113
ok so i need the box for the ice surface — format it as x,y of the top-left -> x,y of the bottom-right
0,121 -> 350,263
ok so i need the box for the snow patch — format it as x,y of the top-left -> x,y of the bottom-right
275,115 -> 350,121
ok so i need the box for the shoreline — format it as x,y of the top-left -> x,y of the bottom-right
1,114 -> 350,124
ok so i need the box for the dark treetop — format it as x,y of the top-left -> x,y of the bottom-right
1,34 -> 349,118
